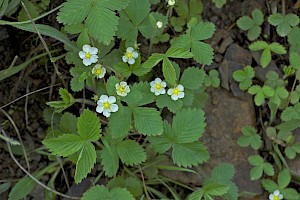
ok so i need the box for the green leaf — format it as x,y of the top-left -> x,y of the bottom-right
278,169 -> 291,189
106,76 -> 119,96
108,106 -> 132,138
211,163 -> 235,182
288,27 -> 300,54
117,140 -> 147,165
156,94 -> 183,113
133,53 -> 164,76
261,179 -> 278,193
100,141 -> 119,177
0,182 -> 11,194
237,125 -> 262,150
180,67 -> 205,90
112,62 -> 132,78
125,0 -> 150,25
43,134 -> 83,157
108,177 -> 143,198
60,112 -> 78,134
172,142 -> 209,167
203,183 -> 229,196
249,41 -> 268,51
268,13 -> 299,37
248,155 -> 274,180
75,142 -> 96,183
82,185 -> 134,200
148,122 -> 173,154
77,109 -> 101,141
70,66 -> 85,92
237,16 -> 254,30
204,70 -> 220,88
162,58 -> 177,85
276,119 -> 300,132
212,0 -> 226,8
263,163 -> 275,176
191,22 -> 216,40
191,41 -> 214,65
260,48 -> 271,68
281,103 -> 300,121
248,85 -> 274,106
132,107 -> 163,136
281,188 -> 300,199
250,165 -> 263,180
252,9 -> 264,25
232,66 -> 255,90
166,47 -> 193,58
269,42 -> 286,54
172,108 -> 206,143
290,52 -> 300,70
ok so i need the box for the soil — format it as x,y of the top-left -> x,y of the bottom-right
0,0 -> 299,199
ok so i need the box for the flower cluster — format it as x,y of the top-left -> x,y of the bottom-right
150,78 -> 184,101
122,47 -> 138,65
269,190 -> 283,200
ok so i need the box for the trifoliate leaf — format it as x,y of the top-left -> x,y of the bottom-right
233,66 -> 255,90
82,185 -> 134,200
172,108 -> 206,143
237,125 -> 262,150
265,71 -> 284,88
43,134 -> 83,157
285,142 -> 300,159
269,86 -> 289,106
180,67 -> 205,90
100,141 -> 119,177
172,142 -> 209,167
108,106 -> 132,138
156,94 -> 183,113
132,107 -> 163,136
278,169 -> 291,189
117,140 -> 147,165
77,109 -> 101,141
237,16 -> 254,31
162,58 -> 177,85
248,155 -> 274,180
204,70 -> 220,88
248,85 -> 274,106
75,142 -> 96,183
281,103 -> 300,121
268,13 -> 299,37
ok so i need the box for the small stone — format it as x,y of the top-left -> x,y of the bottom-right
224,44 -> 252,65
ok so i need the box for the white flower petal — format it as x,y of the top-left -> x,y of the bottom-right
167,88 -> 173,95
96,106 -> 103,114
178,92 -> 185,98
83,44 -> 90,52
274,190 -> 280,196
79,51 -> 85,59
150,81 -> 156,87
171,94 -> 178,101
279,194 -> 283,199
108,96 -> 116,103
122,56 -> 128,62
90,55 -> 98,63
161,82 -> 166,87
161,89 -> 166,94
155,78 -> 162,83
110,104 -> 119,112
103,110 -> 111,117
99,95 -> 108,101
83,58 -> 92,66
115,83 -> 120,89
132,51 -> 138,58
177,84 -> 184,91
128,58 -> 135,65
127,47 -> 134,52
89,47 -> 98,54
269,194 -> 273,200
154,91 -> 161,96
120,82 -> 127,86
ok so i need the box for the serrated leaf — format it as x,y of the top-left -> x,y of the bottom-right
156,94 -> 183,113
180,67 -> 205,90
70,66 -> 85,92
204,70 -> 220,88
269,42 -> 286,54
252,9 -> 264,25
260,48 -> 271,68
249,41 -> 268,51
261,179 -> 278,193
117,140 -> 147,165
43,134 -> 83,157
250,165 -> 263,180
60,112 -> 77,134
172,108 -> 206,143
212,0 -> 226,8
281,103 -> 300,121
268,13 -> 299,37
82,185 -> 134,200
247,25 -> 261,41
248,155 -> 264,166
77,109 -> 101,141
166,47 -> 193,59
122,82 -> 155,107
211,163 -> 235,181
278,168 -> 291,189
281,188 -> 300,199
191,41 -> 214,65
108,177 -> 143,198
233,66 -> 255,90
133,107 -> 163,136
125,0 -> 150,25
263,163 -> 275,176
191,22 -> 216,40
237,16 -> 254,31
75,142 -> 96,183
290,52 -> 300,70
162,58 -> 177,85
133,53 -> 164,76
172,142 -> 209,167
100,142 -> 119,177
108,106 -> 132,138
237,125 -> 261,150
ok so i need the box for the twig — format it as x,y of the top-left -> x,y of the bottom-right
138,164 -> 151,200
2,130 -> 80,199
282,0 -> 286,15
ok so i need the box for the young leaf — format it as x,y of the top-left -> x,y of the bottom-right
212,0 -> 226,8
132,107 -> 163,136
82,185 -> 134,200
232,66 -> 255,90
281,103 -> 300,121
248,85 -> 274,106
156,94 -> 183,113
269,42 -> 287,54
285,142 -> 300,159
268,13 -> 299,37
249,41 -> 268,51
117,140 -> 147,165
248,155 -> 274,180
204,70 -> 220,88
278,169 -> 291,189
237,125 -> 262,150
162,58 -> 177,85
108,177 -> 143,198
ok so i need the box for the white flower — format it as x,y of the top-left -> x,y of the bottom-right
150,78 -> 166,96
122,47 -> 138,65
96,95 -> 119,117
79,44 -> 98,66
167,0 -> 175,6
92,64 -> 106,79
167,84 -> 184,101
269,190 -> 283,200
156,21 -> 163,29
115,82 -> 130,97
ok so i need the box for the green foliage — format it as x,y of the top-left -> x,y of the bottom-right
248,85 -> 274,106
172,21 -> 216,65
268,13 -> 299,37
288,27 -> 300,54
46,88 -> 75,113
43,109 -> 101,183
285,142 -> 300,159
281,103 -> 300,121
82,185 -> 134,200
212,0 -> 226,8
149,108 -> 208,167
57,0 -> 130,44
233,66 -> 255,90
290,86 -> 300,105
262,169 -> 300,200
236,9 -> 264,41
237,125 -> 262,150
108,176 -> 143,198
204,69 -> 220,88
248,155 -> 274,180
249,41 -> 286,68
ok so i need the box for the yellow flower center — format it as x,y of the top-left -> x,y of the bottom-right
273,196 -> 279,200
85,52 -> 91,59
173,88 -> 179,95
126,52 -> 133,59
103,102 -> 111,109
118,86 -> 126,93
155,83 -> 162,90
95,68 -> 102,75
